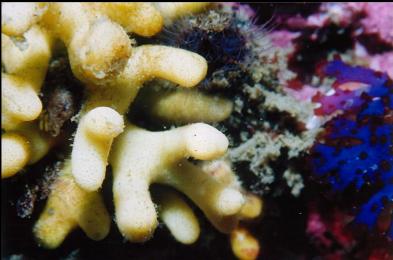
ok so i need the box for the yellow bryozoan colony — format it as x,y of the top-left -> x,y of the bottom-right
1,2 -> 262,252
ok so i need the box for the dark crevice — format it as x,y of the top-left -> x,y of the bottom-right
289,25 -> 354,83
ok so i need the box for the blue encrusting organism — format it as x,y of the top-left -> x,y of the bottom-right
312,60 -> 393,239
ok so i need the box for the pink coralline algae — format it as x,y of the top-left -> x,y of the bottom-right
311,60 -> 393,239
368,52 -> 393,80
282,3 -> 393,46
359,3 -> 393,46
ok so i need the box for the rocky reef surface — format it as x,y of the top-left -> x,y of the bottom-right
2,3 -> 392,259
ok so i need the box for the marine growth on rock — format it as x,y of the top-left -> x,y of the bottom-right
312,60 -> 393,238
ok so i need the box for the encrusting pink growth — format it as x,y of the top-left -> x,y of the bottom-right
359,3 -> 393,45
368,52 -> 393,79
353,43 -> 393,79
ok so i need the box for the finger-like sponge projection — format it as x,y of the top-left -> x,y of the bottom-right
1,73 -> 42,129
134,87 -> 233,124
39,3 -> 133,83
153,187 -> 200,245
2,25 -> 52,130
72,107 -> 124,191
33,160 -> 110,249
88,3 -> 163,37
1,122 -> 54,179
1,133 -> 30,179
110,123 -> 245,242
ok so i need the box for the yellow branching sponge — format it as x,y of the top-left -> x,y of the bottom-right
1,24 -> 53,178
71,45 -> 207,191
39,3 -> 133,83
38,3 -> 207,84
80,45 -> 208,114
110,123 -> 245,242
88,3 -> 163,37
2,3 -> 210,84
33,160 -> 110,249
2,25 -> 52,130
2,2 -> 264,252
1,2 -> 47,36
153,159 -> 261,245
